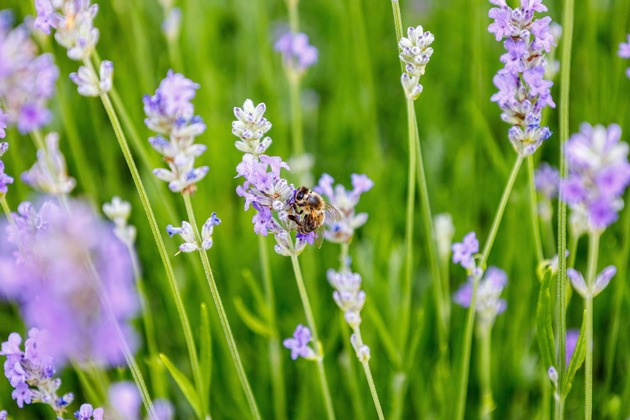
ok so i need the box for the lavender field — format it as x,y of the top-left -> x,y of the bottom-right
1,0 -> 630,419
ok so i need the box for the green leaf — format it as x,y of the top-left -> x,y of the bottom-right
365,304 -> 402,367
234,297 -> 274,337
536,268 -> 556,372
200,303 -> 212,413
159,353 -> 202,418
561,311 -> 587,399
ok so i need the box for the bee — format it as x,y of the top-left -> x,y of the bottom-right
289,186 -> 342,248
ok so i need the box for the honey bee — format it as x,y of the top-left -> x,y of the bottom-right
289,186 -> 342,248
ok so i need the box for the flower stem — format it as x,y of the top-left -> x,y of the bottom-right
285,0 -> 300,33
289,253 -> 336,420
91,61 -> 206,418
400,98 -> 417,350
584,231 -> 600,420
183,194 -> 261,420
456,154 -> 523,420
353,328 -> 385,420
477,325 -> 494,420
528,156 -> 545,263
258,235 -> 287,420
555,0 -> 575,416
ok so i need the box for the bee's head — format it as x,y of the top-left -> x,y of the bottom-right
295,186 -> 308,202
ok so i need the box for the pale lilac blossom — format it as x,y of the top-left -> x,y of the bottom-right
561,124 -> 630,232
452,232 -> 479,271
0,11 -> 59,134
314,173 -> 373,244
75,403 -> 104,420
166,213 -> 220,253
21,132 -> 76,195
274,32 -> 318,73
568,265 -> 616,298
283,325 -> 317,360
566,329 -> 579,367
69,60 -> 113,97
619,34 -> 630,78
454,266 -> 507,328
0,158 -> 13,195
232,99 -> 273,156
398,25 -> 434,100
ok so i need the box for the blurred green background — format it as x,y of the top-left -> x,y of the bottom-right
2,0 -> 630,418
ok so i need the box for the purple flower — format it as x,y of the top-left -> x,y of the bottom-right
398,25 -> 434,99
561,124 -> 630,232
145,71 -> 208,194
0,199 -> 139,367
565,329 -> 579,367
283,325 -> 316,360
313,173 -> 373,244
0,12 -> 59,134
0,160 -> 13,195
452,232 -> 479,270
75,403 -> 104,420
232,99 -> 273,156
454,266 -> 507,327
535,163 -> 560,199
619,34 -> 630,78
21,132 -> 76,195
108,382 -> 141,420
328,269 -> 367,329
0,410 -> 6,419
488,0 -> 556,156
1,329 -> 74,415
274,32 -> 318,73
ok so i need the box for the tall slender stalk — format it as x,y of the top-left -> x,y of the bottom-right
477,325 -> 494,420
555,0 -> 575,417
583,231 -> 600,420
289,253 -> 336,420
258,235 -> 287,420
87,59 -> 207,418
455,155 -> 523,420
182,194 -> 261,420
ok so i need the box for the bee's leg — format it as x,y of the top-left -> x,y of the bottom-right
288,214 -> 301,226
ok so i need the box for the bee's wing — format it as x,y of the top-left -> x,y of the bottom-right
324,204 -> 342,223
314,230 -> 325,248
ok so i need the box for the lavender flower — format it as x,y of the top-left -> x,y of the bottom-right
69,60 -> 114,97
452,232 -> 479,272
103,196 -> 136,246
162,7 -> 182,43
274,32 -> 318,74
75,403 -> 104,420
0,410 -> 6,419
144,71 -> 208,194
314,173 -> 373,244
0,11 -> 59,134
107,382 -> 174,420
166,213 -> 220,253
454,266 -> 508,328
567,265 -> 616,298
0,143 -> 13,194
232,99 -> 273,156
488,0 -> 556,156
398,25 -> 434,100
0,329 -> 74,415
21,132 -> 76,195
560,124 -> 630,233
328,270 -> 367,329
34,0 -> 100,61
619,34 -> 630,78
0,200 -> 139,366
283,325 -> 317,360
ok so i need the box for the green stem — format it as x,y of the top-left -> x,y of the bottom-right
477,325 -> 494,420
258,235 -> 287,420
400,98 -> 417,350
584,231 -> 600,420
31,129 -> 46,150
555,0 -> 575,417
182,194 -> 261,420
289,253 -> 336,420
285,0 -> 300,33
390,1 -> 404,60
288,73 -> 304,156
456,155 -> 523,420
353,328 -> 385,420
90,61 -> 206,418
528,156 -> 545,263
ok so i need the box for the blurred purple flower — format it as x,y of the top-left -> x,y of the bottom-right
108,382 -> 141,420
274,32 -> 318,73
283,325 -> 316,360
314,173 -> 373,244
535,163 -> 560,199
75,403 -> 104,420
565,329 -> 579,367
0,11 -> 59,134
0,160 -> 13,195
452,232 -> 479,271
488,0 -> 555,156
454,266 -> 508,327
560,123 -> 630,232
0,199 -> 139,367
